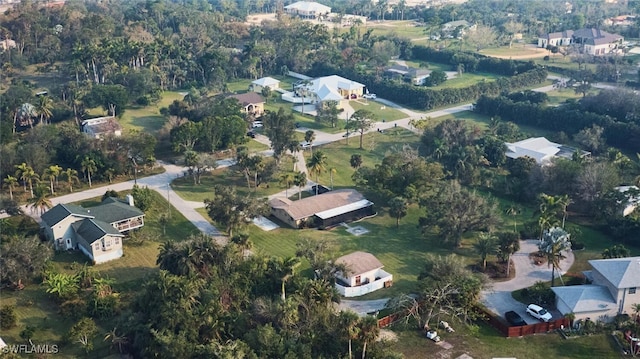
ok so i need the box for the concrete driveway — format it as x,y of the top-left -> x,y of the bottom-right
481,240 -> 574,324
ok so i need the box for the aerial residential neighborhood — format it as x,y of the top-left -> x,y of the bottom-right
3,0 -> 640,358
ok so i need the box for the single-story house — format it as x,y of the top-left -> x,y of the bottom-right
250,77 -> 280,93
268,188 -> 374,229
538,28 -> 623,56
81,116 -> 122,139
227,92 -> 265,117
40,196 -> 144,264
384,64 -> 430,85
538,30 -> 574,48
552,256 -> 640,322
281,75 -> 365,110
334,251 -> 393,297
604,15 -> 636,27
284,1 -> 331,19
614,186 -> 640,216
505,137 -> 590,165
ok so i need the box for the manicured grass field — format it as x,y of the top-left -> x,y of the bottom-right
349,100 -> 409,121
367,21 -> 428,40
479,44 -> 547,58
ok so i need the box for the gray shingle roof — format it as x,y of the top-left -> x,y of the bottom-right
589,257 -> 640,289
88,199 -> 144,224
73,218 -> 123,244
40,203 -> 93,226
551,285 -> 615,313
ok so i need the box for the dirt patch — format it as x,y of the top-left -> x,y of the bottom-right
470,260 -> 515,281
378,329 -> 398,342
529,251 -> 547,266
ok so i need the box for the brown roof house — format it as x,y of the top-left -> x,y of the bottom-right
268,189 -> 374,229
81,116 -> 123,139
334,251 -> 393,297
227,92 -> 265,117
552,256 -> 640,322
40,196 -> 144,264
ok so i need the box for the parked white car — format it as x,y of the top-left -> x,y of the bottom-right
252,121 -> 263,128
526,304 -> 552,322
300,141 -> 311,149
362,93 -> 377,99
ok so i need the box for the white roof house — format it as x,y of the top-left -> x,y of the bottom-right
284,1 -> 331,18
251,77 -> 280,89
310,75 -> 365,93
281,75 -> 365,108
315,84 -> 343,102
551,285 -> 616,320
505,137 -> 588,165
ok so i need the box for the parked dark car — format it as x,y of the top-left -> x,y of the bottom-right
246,131 -> 255,138
505,311 -> 527,327
309,184 -> 331,195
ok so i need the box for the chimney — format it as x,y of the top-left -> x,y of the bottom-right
126,194 -> 135,207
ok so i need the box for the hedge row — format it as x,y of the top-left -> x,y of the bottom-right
474,95 -> 640,153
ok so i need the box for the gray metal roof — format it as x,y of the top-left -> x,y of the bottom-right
551,285 -> 615,313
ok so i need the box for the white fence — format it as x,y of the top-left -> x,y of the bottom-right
335,270 -> 393,298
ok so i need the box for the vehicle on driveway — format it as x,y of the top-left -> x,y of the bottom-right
505,311 -> 527,326
300,141 -> 311,149
526,304 -> 552,322
252,121 -> 263,128
362,93 -> 377,99
246,131 -> 255,138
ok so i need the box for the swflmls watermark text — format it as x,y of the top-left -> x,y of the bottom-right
2,339 -> 59,354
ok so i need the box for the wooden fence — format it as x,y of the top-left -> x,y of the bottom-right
377,312 -> 402,328
477,306 -> 570,337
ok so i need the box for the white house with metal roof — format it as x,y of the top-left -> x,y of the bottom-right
280,75 -> 366,110
334,251 -> 393,297
552,256 -> 640,321
505,137 -> 589,165
250,77 -> 281,93
284,1 -> 331,19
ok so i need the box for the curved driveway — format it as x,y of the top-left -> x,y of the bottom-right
480,239 -> 574,324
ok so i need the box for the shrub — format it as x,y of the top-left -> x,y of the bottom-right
570,239 -> 585,250
527,281 -> 555,307
0,305 -> 17,329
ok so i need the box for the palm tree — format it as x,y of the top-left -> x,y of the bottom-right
297,79 -> 312,115
498,232 -> 520,277
474,232 -> 497,271
35,95 -> 54,125
339,310 -> 360,359
287,140 -> 301,171
28,184 -> 53,215
359,315 -> 379,359
350,154 -> 363,169
231,232 -> 253,253
388,196 -> 408,228
279,172 -> 294,197
328,167 -> 337,190
3,175 -> 18,201
556,194 -> 572,229
62,168 -> 79,192
307,150 -> 327,195
15,162 -> 30,193
538,227 -> 571,287
42,165 -> 62,195
505,205 -> 520,233
294,171 -> 307,199
304,130 -> 316,152
104,327 -> 128,354
269,256 -> 300,301
81,156 -> 97,187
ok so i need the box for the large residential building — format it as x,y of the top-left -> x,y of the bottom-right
284,1 -> 331,19
538,28 -> 623,56
505,137 -> 589,165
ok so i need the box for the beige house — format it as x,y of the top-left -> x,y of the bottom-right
552,256 -> 640,321
281,75 -> 365,110
81,116 -> 123,139
334,251 -> 393,297
40,196 -> 144,264
227,92 -> 265,117
250,77 -> 280,93
538,28 -> 623,56
269,189 -> 374,229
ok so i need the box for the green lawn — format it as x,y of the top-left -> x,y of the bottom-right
388,321 -> 622,359
367,21 -> 428,40
349,100 -> 410,121
171,156 -> 298,202
479,44 -> 546,58
264,100 -> 347,134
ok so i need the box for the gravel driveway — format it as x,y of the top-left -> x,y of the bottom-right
480,240 -> 574,324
